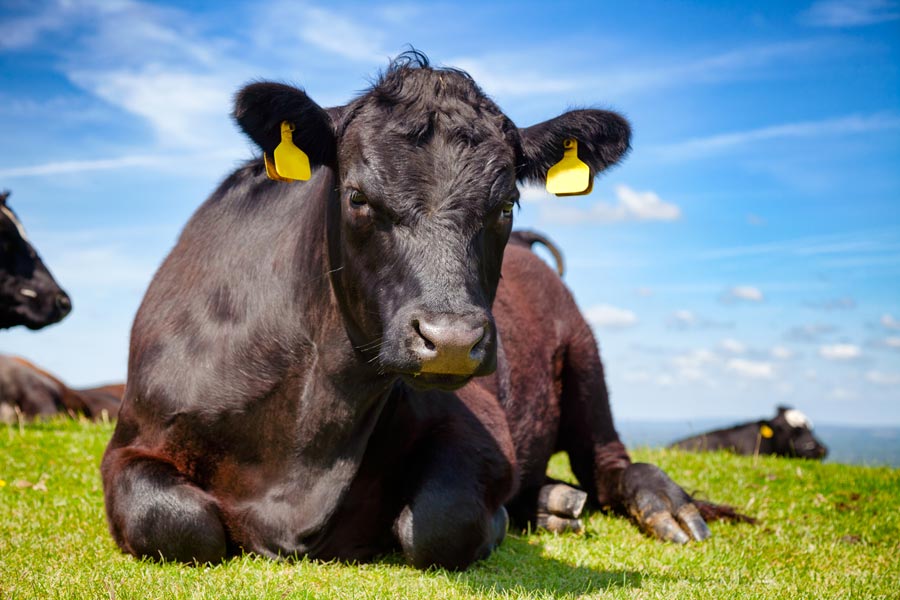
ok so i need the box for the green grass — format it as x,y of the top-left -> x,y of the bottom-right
1,419 -> 898,599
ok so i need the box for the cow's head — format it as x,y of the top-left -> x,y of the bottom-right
234,52 -> 629,390
766,406 -> 828,459
0,191 -> 72,330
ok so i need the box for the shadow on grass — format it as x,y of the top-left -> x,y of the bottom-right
442,534 -> 641,597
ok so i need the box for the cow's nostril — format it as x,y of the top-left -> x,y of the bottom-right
56,293 -> 72,314
412,320 -> 436,351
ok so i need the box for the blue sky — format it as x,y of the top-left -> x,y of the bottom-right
1,0 -> 898,425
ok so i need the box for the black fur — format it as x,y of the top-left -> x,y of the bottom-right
102,51 -> 631,569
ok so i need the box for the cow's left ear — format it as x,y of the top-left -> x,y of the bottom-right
516,109 -> 631,185
233,82 -> 337,168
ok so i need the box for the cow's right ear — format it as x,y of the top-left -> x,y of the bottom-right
233,82 -> 337,167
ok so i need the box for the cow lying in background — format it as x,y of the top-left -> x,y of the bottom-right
670,406 -> 828,459
0,190 -> 72,330
0,354 -> 122,423
103,51 -> 724,570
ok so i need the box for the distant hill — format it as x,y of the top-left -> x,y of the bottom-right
617,420 -> 900,467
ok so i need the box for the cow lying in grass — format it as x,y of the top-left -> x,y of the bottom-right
0,354 -> 122,423
670,406 -> 828,459
0,190 -> 71,330
103,51 -> 726,570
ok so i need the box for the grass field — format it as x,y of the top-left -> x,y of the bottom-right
2,419 -> 898,599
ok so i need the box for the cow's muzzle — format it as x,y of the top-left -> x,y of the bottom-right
410,313 -> 491,376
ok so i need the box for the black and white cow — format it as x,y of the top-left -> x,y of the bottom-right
670,406 -> 828,459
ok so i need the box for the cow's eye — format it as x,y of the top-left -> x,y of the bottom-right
349,190 -> 368,208
501,201 -> 515,218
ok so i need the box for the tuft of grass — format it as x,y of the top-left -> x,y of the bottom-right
1,418 -> 898,599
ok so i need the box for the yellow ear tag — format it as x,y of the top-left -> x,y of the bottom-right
264,152 -> 293,182
273,121 -> 311,181
760,424 -> 774,439
546,138 -> 591,196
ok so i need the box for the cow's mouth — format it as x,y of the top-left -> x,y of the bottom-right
401,372 -> 474,391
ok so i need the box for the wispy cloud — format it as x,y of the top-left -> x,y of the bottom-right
819,343 -> 862,360
666,309 -> 733,330
0,150 -> 237,179
805,297 -> 857,310
695,230 -> 900,272
771,346 -> 795,360
0,155 -> 171,178
801,0 -> 900,27
585,304 -> 639,329
881,314 -> 900,330
536,185 -> 681,225
653,113 -> 900,160
720,338 -> 747,354
727,358 -> 775,379
865,369 -> 900,385
254,2 -> 389,63
785,324 -> 838,343
721,285 -> 765,303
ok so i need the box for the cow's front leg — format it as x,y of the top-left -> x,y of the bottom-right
101,447 -> 228,563
393,389 -> 515,570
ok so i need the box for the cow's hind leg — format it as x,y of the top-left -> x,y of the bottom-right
102,448 -> 227,563
393,392 -> 514,570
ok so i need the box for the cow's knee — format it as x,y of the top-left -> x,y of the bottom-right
395,496 -> 507,570
104,456 -> 227,563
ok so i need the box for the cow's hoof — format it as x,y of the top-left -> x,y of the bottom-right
620,463 -> 712,544
536,512 -> 584,534
538,483 -> 587,519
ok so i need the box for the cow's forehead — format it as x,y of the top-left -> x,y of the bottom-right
783,409 -> 812,429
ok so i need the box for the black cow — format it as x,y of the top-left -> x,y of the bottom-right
0,190 -> 72,330
670,406 -> 828,459
102,52 -> 714,570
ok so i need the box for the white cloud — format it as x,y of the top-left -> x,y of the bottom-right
669,310 -> 698,328
584,304 -> 638,329
722,285 -> 764,303
0,155 -> 172,178
881,314 -> 900,330
865,370 -> 900,385
69,67 -> 241,150
672,349 -> 718,370
885,337 -> 900,349
771,346 -> 795,360
0,1 -> 70,49
655,113 -> 900,160
543,185 -> 681,225
819,344 -> 862,360
720,338 -> 746,354
726,358 -> 774,379
801,0 -> 900,27
450,58 -> 579,96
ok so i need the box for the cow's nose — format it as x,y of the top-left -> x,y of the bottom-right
412,316 -> 488,375
55,292 -> 72,317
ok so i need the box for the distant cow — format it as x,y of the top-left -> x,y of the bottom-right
670,406 -> 828,459
102,52 -> 716,570
0,190 -> 72,330
0,354 -> 122,422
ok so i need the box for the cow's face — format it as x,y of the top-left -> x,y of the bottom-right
234,54 -> 630,390
769,407 -> 828,459
0,193 -> 72,330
